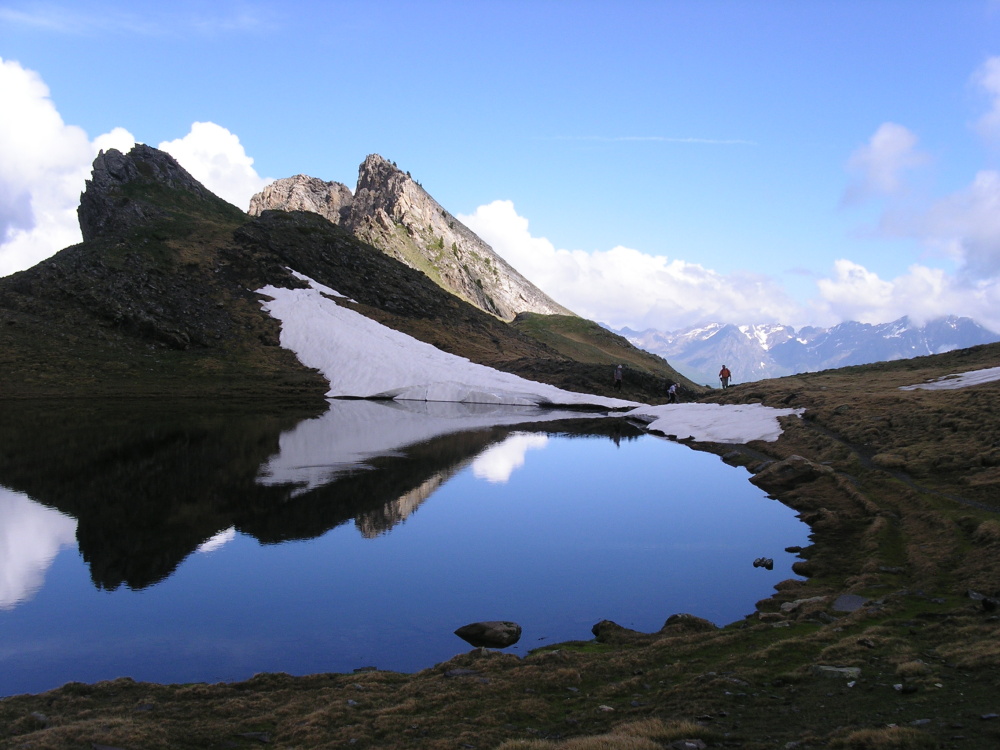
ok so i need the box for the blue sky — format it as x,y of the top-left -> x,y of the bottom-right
3,0 -> 1000,332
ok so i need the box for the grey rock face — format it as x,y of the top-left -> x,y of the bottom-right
248,175 -> 353,225
248,154 -> 575,321
78,145 -> 217,241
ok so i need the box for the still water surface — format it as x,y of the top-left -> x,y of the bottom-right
0,399 -> 808,696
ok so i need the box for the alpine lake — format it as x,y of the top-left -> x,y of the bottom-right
0,398 -> 809,697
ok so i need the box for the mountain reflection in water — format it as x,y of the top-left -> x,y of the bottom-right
0,398 -> 808,697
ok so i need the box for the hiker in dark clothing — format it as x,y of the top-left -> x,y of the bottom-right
613,364 -> 623,391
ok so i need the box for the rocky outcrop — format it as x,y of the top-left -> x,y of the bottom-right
247,175 -> 353,225
78,145 -> 219,241
454,621 -> 522,648
248,154 -> 575,321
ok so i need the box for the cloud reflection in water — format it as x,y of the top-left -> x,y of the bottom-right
472,433 -> 549,484
0,487 -> 76,609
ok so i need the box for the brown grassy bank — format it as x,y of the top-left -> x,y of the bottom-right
2,345 -> 999,749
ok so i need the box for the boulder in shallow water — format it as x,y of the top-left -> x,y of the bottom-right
454,621 -> 522,648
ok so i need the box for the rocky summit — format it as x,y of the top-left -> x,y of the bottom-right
247,174 -> 354,225
249,154 -> 575,321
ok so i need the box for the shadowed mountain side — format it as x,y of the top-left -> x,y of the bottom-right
0,400 -> 323,590
510,313 -> 701,400
233,210 -> 564,369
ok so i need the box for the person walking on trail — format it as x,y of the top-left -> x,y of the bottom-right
667,382 -> 679,404
719,365 -> 732,389
613,364 -> 623,391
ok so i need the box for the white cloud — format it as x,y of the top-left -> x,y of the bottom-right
159,122 -> 272,210
0,58 -> 135,275
458,200 -> 801,331
843,122 -> 928,205
0,5 -> 271,37
920,170 -> 1000,278
0,61 -> 274,276
815,258 -> 1000,331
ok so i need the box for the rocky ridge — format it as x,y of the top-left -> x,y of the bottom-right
248,155 -> 574,321
247,174 -> 353,225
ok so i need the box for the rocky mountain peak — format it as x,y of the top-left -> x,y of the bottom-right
248,153 -> 574,321
247,175 -> 353,225
78,144 -> 219,241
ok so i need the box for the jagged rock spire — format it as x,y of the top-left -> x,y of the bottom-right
78,144 -> 218,241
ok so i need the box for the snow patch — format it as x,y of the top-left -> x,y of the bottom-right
257,274 -> 638,409
899,366 -> 1000,391
626,403 -> 803,444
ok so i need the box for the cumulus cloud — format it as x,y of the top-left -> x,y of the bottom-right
0,57 -> 135,276
0,61 -> 273,276
158,122 -> 272,210
458,200 -> 801,331
815,259 -> 1000,331
843,122 -> 928,205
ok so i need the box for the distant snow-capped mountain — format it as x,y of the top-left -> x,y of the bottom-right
616,316 -> 1000,386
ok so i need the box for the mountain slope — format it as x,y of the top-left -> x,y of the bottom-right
0,145 -> 677,403
249,155 -> 574,321
510,312 -> 698,395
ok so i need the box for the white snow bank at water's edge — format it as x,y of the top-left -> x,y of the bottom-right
626,403 -> 804,444
256,274 -> 638,409
899,366 -> 1000,391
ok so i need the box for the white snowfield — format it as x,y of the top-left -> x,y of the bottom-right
257,272 -> 804,445
899,366 -> 1000,391
258,275 -> 637,409
627,403 -> 803,444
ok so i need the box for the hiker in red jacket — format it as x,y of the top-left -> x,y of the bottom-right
719,365 -> 732,389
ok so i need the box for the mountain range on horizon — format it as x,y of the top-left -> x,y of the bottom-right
617,317 -> 1000,386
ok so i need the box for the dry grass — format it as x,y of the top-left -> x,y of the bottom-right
832,726 -> 937,749
495,719 -> 719,750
